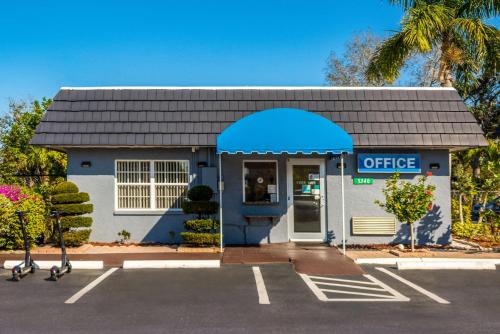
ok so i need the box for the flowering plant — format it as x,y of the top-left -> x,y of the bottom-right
0,185 -> 29,202
0,185 -> 46,250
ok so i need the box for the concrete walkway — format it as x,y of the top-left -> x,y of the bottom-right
223,244 -> 364,276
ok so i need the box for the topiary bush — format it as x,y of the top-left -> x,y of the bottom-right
181,185 -> 220,246
180,232 -> 220,246
186,185 -> 213,201
0,185 -> 47,250
50,181 -> 93,247
184,219 -> 219,233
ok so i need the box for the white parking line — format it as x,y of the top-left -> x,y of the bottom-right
252,266 -> 270,305
376,267 -> 450,304
299,273 -> 409,302
65,268 -> 119,304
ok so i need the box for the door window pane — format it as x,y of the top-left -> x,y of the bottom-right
292,165 -> 321,233
243,161 -> 278,203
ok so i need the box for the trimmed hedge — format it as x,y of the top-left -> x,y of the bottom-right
52,203 -> 93,215
181,201 -> 219,216
180,232 -> 220,246
50,181 -> 93,247
63,230 -> 92,247
184,219 -> 219,233
60,216 -> 93,229
187,185 -> 213,201
52,181 -> 79,195
51,192 -> 90,204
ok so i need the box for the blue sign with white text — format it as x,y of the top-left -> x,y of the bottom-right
358,154 -> 421,173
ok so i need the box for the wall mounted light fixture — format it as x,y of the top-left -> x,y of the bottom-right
336,162 -> 346,169
429,163 -> 440,170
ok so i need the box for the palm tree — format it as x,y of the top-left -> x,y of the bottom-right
366,0 -> 499,87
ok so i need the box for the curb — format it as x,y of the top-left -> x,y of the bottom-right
355,257 -> 500,270
397,261 -> 496,270
3,260 -> 104,270
122,260 -> 220,269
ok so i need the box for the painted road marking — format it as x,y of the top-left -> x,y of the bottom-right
65,268 -> 119,304
299,273 -> 409,302
252,266 -> 270,305
376,267 -> 450,304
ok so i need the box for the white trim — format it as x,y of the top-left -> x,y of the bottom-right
60,86 -> 455,91
65,268 -> 119,304
287,158 -> 326,241
252,266 -> 270,304
122,260 -> 220,269
114,159 -> 190,211
376,267 -> 450,304
242,160 -> 279,204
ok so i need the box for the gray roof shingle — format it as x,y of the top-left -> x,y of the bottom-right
32,87 -> 487,149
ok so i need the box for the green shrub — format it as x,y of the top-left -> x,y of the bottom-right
181,201 -> 219,216
52,203 -> 93,215
451,199 -> 471,224
180,232 -> 220,246
452,222 -> 490,240
52,181 -> 79,194
60,216 -> 93,229
0,188 -> 47,250
63,230 -> 92,247
184,219 -> 219,233
51,192 -> 90,204
50,181 -> 93,247
181,185 -> 219,246
187,185 -> 214,201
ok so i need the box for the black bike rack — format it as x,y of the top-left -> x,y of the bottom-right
11,211 -> 36,281
49,211 -> 72,281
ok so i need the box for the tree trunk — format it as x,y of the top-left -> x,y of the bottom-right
438,35 -> 453,87
409,223 -> 415,252
477,194 -> 488,224
459,193 -> 464,224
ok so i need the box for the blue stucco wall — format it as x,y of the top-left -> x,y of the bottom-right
67,147 -> 451,245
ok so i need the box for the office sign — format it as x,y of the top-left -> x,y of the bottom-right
358,154 -> 421,173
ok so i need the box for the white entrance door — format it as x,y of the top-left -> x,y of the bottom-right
287,159 -> 326,241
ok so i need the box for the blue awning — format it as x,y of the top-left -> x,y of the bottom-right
216,108 -> 353,154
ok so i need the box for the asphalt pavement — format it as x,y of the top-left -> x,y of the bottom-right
0,264 -> 498,334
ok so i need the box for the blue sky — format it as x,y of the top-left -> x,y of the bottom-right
1,1 -> 406,115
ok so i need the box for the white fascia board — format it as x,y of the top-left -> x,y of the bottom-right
60,86 -> 455,91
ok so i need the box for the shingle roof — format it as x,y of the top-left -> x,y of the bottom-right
31,87 -> 487,149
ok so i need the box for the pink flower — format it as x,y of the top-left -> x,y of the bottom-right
0,185 -> 29,202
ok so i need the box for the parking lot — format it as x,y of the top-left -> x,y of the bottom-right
1,264 -> 499,334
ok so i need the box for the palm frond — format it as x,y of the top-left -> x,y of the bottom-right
452,18 -> 498,56
365,33 -> 413,83
401,4 -> 452,51
458,0 -> 500,19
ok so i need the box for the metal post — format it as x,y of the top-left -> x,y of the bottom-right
218,153 -> 223,252
340,154 -> 346,255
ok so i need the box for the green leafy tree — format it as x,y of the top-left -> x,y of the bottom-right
0,99 -> 66,190
376,173 -> 436,251
366,0 -> 499,87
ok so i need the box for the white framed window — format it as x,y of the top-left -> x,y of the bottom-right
242,160 -> 279,203
115,160 -> 189,211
